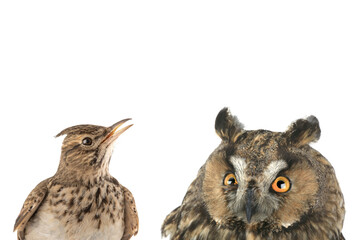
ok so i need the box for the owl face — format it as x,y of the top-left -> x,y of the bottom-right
203,108 -> 327,228
203,130 -> 319,227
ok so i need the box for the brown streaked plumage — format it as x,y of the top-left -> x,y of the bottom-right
162,108 -> 345,240
14,119 -> 139,240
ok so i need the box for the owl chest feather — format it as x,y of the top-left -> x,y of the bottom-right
167,200 -> 344,240
25,182 -> 125,240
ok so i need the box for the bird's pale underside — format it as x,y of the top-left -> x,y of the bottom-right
162,108 -> 345,240
14,119 -> 138,240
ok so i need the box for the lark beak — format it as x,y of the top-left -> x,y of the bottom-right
101,118 -> 133,145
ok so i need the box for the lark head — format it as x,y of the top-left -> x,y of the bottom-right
55,119 -> 132,175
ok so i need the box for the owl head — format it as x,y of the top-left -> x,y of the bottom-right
202,107 -> 333,228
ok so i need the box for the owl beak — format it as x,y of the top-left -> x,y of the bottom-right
101,118 -> 133,145
245,188 -> 256,223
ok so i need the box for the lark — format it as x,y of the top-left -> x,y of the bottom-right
14,119 -> 138,240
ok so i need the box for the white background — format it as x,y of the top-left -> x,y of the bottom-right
1,1 -> 360,239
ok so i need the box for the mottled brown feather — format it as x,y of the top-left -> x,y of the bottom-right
14,178 -> 51,238
121,186 -> 139,240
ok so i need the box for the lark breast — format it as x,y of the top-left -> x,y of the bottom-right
25,182 -> 125,240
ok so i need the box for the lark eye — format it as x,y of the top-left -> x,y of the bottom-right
272,176 -> 291,193
82,137 -> 93,146
224,173 -> 238,186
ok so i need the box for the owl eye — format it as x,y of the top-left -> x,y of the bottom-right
224,173 -> 238,186
82,137 -> 93,146
272,176 -> 291,193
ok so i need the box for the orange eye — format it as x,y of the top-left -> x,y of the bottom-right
272,176 -> 291,193
224,173 -> 238,186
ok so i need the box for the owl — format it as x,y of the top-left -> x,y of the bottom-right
162,108 -> 345,240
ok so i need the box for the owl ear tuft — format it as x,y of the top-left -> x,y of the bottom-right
285,115 -> 321,147
215,108 -> 245,142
